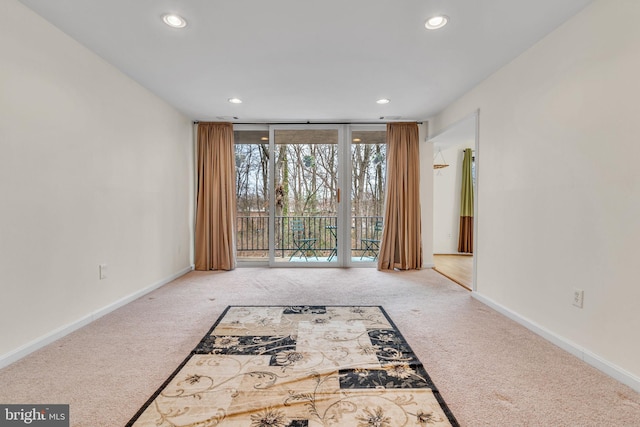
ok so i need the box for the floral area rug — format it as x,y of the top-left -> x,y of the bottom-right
127,306 -> 458,426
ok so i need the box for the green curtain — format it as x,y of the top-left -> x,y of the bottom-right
458,148 -> 474,253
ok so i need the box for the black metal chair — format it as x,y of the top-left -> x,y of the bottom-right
289,219 -> 319,261
325,225 -> 338,261
360,220 -> 383,260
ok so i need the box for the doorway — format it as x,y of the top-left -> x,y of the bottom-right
428,112 -> 479,290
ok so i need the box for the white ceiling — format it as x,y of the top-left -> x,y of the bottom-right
18,0 -> 593,123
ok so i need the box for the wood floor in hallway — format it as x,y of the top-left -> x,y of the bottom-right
433,254 -> 473,290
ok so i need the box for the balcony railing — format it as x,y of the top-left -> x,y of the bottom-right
236,215 -> 383,258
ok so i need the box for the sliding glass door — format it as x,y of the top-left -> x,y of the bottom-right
349,127 -> 387,265
270,126 -> 343,265
235,124 -> 386,267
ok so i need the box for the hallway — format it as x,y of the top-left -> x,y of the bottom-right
434,254 -> 473,290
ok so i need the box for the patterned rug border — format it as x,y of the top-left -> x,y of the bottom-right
126,305 -> 459,426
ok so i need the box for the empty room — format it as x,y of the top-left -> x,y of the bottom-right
1,0 -> 639,426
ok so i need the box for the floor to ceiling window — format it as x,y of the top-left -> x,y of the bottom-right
234,129 -> 270,262
349,128 -> 387,264
234,124 -> 386,266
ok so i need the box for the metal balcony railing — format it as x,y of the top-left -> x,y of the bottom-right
236,215 -> 383,258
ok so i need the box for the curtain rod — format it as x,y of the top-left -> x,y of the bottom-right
193,121 -> 423,125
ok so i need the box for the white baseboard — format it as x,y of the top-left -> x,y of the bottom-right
472,291 -> 640,393
0,265 -> 194,370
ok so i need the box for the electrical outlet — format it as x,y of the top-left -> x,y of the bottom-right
572,288 -> 584,308
99,264 -> 107,280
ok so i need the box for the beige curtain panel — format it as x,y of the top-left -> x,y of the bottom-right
458,148 -> 474,253
378,122 -> 423,270
194,122 -> 237,271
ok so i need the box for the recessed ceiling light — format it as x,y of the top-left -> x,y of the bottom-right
353,138 -> 362,142
425,15 -> 448,30
376,98 -> 390,104
228,98 -> 243,104
260,137 -> 269,141
162,13 -> 187,28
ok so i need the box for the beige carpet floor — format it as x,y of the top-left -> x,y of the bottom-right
1,268 -> 639,426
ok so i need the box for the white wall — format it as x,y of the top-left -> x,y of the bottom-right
419,123 -> 434,268
433,143 -> 474,254
431,0 -> 640,385
0,0 -> 193,362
